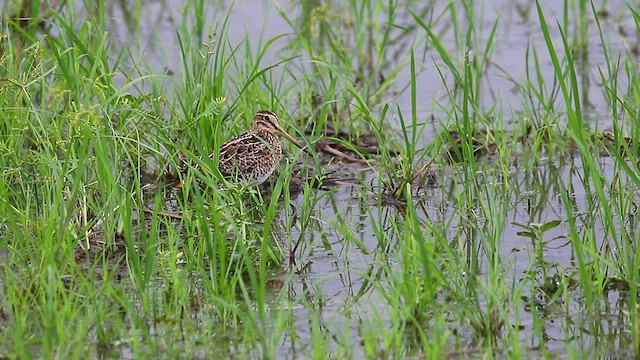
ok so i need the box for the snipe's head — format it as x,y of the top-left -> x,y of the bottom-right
252,110 -> 303,149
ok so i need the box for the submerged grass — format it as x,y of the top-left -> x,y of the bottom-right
1,0 -> 640,358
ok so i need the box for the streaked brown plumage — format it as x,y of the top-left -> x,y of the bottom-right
180,110 -> 302,186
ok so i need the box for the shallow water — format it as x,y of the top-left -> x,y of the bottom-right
102,0 -> 638,136
272,155 -> 627,357
82,0 -> 639,357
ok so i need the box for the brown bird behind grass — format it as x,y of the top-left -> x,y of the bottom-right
180,110 -> 303,186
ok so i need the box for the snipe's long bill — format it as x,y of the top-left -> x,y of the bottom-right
181,110 -> 303,186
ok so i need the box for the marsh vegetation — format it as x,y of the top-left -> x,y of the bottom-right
1,0 -> 639,358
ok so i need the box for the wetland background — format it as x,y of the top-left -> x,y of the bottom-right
1,0 -> 640,358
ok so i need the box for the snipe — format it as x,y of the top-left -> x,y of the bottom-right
181,110 -> 303,186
